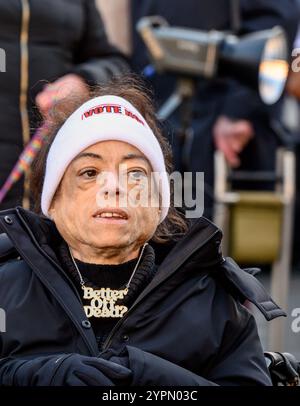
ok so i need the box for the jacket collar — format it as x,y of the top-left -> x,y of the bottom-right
0,207 -> 285,346
0,206 -> 224,278
0,206 -> 225,308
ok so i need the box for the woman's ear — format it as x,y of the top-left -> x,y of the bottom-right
157,208 -> 162,223
48,205 -> 55,221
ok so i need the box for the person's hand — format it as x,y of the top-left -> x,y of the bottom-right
51,353 -> 132,386
35,74 -> 89,118
286,70 -> 300,100
213,115 -> 254,168
99,348 -> 132,386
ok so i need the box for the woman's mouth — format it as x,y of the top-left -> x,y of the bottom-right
92,208 -> 129,224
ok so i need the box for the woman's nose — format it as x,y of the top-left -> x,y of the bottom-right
97,171 -> 125,197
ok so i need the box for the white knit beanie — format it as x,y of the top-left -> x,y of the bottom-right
41,95 -> 170,223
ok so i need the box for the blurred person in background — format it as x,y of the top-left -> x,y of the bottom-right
0,0 -> 128,211
98,0 -> 299,217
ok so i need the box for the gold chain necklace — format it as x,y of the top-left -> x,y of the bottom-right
68,243 -> 148,319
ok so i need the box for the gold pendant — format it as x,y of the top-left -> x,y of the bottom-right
82,285 -> 129,318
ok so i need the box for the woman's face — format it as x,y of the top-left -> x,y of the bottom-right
49,141 -> 161,258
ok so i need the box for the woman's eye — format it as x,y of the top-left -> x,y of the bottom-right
128,170 -> 147,182
80,169 -> 98,179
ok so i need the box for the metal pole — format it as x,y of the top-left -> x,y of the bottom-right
269,150 -> 295,351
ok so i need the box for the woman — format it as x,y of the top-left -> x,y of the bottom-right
0,0 -> 128,210
0,76 -> 284,386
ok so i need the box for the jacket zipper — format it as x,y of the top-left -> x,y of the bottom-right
101,229 -> 221,351
20,0 -> 31,209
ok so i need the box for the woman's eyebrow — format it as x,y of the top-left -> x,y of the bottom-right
73,152 -> 103,162
72,152 -> 149,164
121,153 -> 149,164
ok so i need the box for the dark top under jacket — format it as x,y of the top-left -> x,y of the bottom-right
57,242 -> 157,351
0,207 -> 286,386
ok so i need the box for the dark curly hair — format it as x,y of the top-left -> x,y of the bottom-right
30,74 -> 189,243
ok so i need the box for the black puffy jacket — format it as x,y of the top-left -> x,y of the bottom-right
0,0 -> 128,210
0,207 -> 285,386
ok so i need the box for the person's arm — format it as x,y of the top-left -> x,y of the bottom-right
35,0 -> 130,117
214,1 -> 299,166
221,0 -> 299,121
0,351 -> 131,386
105,292 -> 271,386
71,0 -> 129,85
239,0 -> 298,45
125,317 -> 270,386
